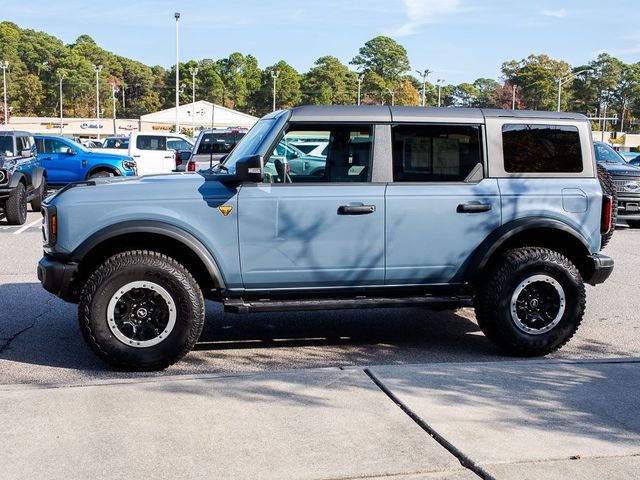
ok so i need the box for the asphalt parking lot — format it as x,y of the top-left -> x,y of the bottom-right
1,212 -> 639,385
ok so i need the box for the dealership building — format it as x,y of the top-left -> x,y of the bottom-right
4,101 -> 258,138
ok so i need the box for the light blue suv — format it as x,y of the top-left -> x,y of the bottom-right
38,106 -> 615,370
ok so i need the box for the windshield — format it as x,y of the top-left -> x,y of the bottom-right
197,131 -> 245,155
66,139 -> 90,153
0,137 -> 12,157
594,142 -> 626,164
221,119 -> 276,171
103,138 -> 129,149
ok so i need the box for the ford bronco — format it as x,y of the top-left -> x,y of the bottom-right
38,106 -> 615,370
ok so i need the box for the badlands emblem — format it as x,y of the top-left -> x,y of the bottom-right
218,205 -> 233,217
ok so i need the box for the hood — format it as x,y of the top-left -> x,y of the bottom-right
85,150 -> 132,162
598,162 -> 640,176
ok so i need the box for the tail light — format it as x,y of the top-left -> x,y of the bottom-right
175,152 -> 183,167
285,162 -> 290,175
187,160 -> 196,172
601,195 -> 613,235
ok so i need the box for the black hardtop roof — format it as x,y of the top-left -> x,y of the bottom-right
287,105 -> 587,123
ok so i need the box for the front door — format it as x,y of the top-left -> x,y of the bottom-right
37,138 -> 85,184
385,123 -> 501,284
238,123 -> 385,290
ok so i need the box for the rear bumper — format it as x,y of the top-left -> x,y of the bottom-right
37,255 -> 79,303
585,254 -> 614,286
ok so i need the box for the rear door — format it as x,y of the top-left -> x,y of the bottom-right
238,123 -> 385,289
131,135 -> 173,175
385,123 -> 501,284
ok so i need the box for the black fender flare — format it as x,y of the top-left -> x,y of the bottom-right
85,164 -> 120,179
72,220 -> 226,289
460,217 -> 591,282
7,171 -> 26,189
31,167 -> 46,189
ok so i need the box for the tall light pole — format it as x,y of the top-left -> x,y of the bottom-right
175,12 -> 181,133
59,73 -> 65,135
415,69 -> 431,107
1,61 -> 8,128
271,70 -> 280,112
436,79 -> 444,107
384,88 -> 396,106
110,82 -> 118,135
511,83 -> 517,110
356,74 -> 363,106
556,69 -> 591,112
92,64 -> 103,139
189,67 -> 199,135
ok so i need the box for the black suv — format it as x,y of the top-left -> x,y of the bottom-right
0,131 -> 46,224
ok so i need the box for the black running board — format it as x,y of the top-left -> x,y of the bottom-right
223,295 -> 473,313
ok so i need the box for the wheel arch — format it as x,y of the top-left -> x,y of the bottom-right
71,221 -> 226,299
462,218 -> 593,283
85,164 -> 120,179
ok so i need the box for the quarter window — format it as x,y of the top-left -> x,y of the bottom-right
136,135 -> 167,151
392,124 -> 482,182
502,124 -> 583,173
263,124 -> 373,183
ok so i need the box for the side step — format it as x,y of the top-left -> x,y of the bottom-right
223,295 -> 473,314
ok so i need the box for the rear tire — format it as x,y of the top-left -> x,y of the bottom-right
5,182 -> 27,225
597,164 -> 617,248
30,177 -> 47,212
78,250 -> 205,371
475,247 -> 585,356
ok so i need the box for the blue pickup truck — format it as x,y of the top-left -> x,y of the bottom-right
38,106 -> 615,371
34,135 -> 137,185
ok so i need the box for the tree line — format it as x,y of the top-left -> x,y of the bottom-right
1,21 -> 639,134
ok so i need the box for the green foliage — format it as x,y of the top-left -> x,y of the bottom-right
301,56 -> 356,105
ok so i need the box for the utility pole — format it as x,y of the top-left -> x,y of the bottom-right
110,82 -> 117,135
271,70 -> 280,112
415,69 -> 431,107
556,69 -> 591,112
437,79 -> 444,107
356,74 -> 363,106
189,67 -> 199,136
1,61 -> 8,128
59,73 -> 64,135
511,84 -> 517,110
92,64 -> 103,139
122,87 -> 125,112
175,12 -> 181,133
384,88 -> 396,106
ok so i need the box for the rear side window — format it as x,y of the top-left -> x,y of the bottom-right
502,124 -> 583,173
392,124 -> 482,182
136,135 -> 167,151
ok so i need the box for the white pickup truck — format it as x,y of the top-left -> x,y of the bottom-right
93,132 -> 194,176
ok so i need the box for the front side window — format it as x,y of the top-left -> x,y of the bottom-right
503,124 -> 583,173
136,135 -> 167,151
263,124 -> 373,183
43,138 -> 71,154
392,124 -> 482,182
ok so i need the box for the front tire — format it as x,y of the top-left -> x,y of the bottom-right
79,250 -> 205,371
475,247 -> 585,356
5,182 -> 27,225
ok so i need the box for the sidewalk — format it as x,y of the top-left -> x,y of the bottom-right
1,358 -> 639,480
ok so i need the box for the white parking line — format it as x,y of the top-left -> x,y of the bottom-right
13,218 -> 42,235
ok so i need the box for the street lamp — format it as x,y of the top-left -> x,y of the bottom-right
356,74 -> 363,106
1,61 -> 9,128
384,88 -> 396,106
59,73 -> 65,135
436,79 -> 445,107
271,70 -> 280,112
92,64 -> 103,139
556,69 -> 591,112
415,69 -> 431,107
175,12 -> 181,133
511,83 -> 517,110
189,67 -> 199,135
109,81 -> 118,135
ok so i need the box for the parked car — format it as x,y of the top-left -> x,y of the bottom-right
93,132 -> 193,176
81,139 -> 104,148
630,157 -> 640,167
618,151 -> 639,162
39,106 -> 614,371
0,130 -> 46,224
594,141 -> 640,228
34,135 -> 137,185
177,128 -> 247,172
290,140 -> 329,157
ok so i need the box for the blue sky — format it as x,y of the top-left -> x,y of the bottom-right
3,0 -> 640,84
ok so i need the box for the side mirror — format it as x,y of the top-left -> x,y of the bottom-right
235,154 -> 263,183
65,148 -> 77,155
21,149 -> 32,157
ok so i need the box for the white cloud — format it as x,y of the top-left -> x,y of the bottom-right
541,9 -> 568,18
386,0 -> 464,36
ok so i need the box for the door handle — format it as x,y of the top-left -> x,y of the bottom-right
133,155 -> 141,158
42,157 -> 52,161
164,155 -> 173,159
457,203 -> 492,213
338,205 -> 376,215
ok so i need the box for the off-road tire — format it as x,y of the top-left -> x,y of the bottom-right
78,250 -> 205,371
597,164 -> 617,248
627,220 -> 640,229
30,177 -> 47,212
475,247 -> 586,357
5,182 -> 27,225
